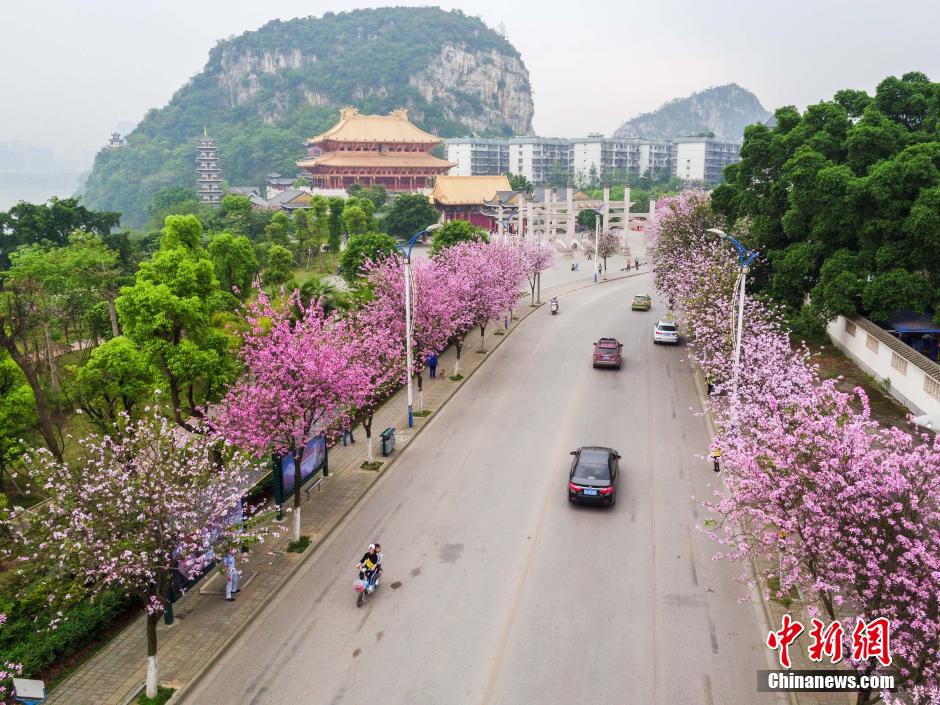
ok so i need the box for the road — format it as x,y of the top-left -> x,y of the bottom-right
183,272 -> 782,705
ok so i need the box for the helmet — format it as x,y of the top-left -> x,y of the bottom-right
368,543 -> 376,551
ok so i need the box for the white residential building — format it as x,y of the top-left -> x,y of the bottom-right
444,139 -> 509,177
508,137 -> 571,185
671,138 -> 741,183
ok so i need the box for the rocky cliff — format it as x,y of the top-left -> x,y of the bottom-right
614,84 -> 770,141
82,8 -> 534,227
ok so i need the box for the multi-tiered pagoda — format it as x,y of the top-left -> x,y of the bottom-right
297,108 -> 455,192
196,128 -> 222,205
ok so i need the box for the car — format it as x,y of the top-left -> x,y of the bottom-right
568,446 -> 620,506
631,294 -> 652,311
653,319 -> 679,345
592,337 -> 623,369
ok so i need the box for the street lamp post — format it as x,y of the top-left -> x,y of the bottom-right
706,228 -> 759,396
588,203 -> 606,283
397,223 -> 441,428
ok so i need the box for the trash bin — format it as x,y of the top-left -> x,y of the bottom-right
380,427 -> 396,457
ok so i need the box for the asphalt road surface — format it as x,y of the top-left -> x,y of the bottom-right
183,274 -> 783,705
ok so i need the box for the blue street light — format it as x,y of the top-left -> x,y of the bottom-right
395,223 -> 441,428
706,228 -> 759,397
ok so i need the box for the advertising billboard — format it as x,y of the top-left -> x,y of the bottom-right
273,434 -> 328,505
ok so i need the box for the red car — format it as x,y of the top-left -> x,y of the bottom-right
592,337 -> 623,369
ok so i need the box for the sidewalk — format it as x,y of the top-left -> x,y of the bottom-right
46,270 -> 647,705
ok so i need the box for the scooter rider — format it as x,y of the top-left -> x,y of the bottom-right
373,542 -> 384,584
550,296 -> 559,310
357,544 -> 379,589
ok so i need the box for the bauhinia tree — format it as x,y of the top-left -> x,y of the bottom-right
3,413 -> 264,700
362,255 -> 457,412
596,229 -> 620,272
516,238 -> 555,306
215,291 -> 368,540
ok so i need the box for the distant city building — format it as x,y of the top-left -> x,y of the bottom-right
297,107 -> 455,192
444,139 -> 509,177
670,138 -> 741,183
108,132 -> 125,149
445,135 -> 739,185
196,128 -> 222,206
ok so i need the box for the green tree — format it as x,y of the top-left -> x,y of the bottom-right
430,220 -> 488,255
382,193 -> 440,237
68,336 -> 154,433
218,195 -> 253,237
263,211 -> 291,247
308,195 -> 331,269
327,197 -> 345,264
263,244 -> 295,287
0,352 -> 36,489
115,215 -> 236,430
340,232 -> 398,283
208,232 -> 259,299
505,172 -> 533,195
147,186 -> 203,228
0,197 -> 120,269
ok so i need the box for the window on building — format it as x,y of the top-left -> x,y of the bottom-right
866,333 -> 880,354
925,376 -> 940,402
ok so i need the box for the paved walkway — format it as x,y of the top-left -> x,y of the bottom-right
46,262 -> 649,705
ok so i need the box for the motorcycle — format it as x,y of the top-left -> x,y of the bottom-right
355,567 -> 381,607
550,300 -> 559,315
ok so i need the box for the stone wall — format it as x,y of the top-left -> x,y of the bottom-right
827,314 -> 940,416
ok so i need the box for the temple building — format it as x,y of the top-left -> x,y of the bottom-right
196,128 -> 222,206
431,175 -> 516,230
297,108 -> 455,192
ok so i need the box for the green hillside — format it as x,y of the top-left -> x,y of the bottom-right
82,7 -> 533,227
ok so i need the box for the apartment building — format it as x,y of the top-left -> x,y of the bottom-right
671,138 -> 741,183
445,135 -> 740,185
444,139 -> 509,176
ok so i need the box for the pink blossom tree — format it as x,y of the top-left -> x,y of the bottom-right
649,191 -> 940,703
3,413 -> 264,700
334,311 -> 404,463
215,291 -> 368,540
516,238 -> 555,306
362,254 -> 458,411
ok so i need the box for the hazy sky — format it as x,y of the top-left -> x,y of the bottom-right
1,0 -> 937,170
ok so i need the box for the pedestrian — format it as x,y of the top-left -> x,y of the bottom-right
634,257 -> 640,269
224,548 -> 239,601
342,425 -> 356,446
625,260 -> 631,271
706,372 -> 715,396
427,353 -> 438,379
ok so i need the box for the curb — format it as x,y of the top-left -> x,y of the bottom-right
690,367 -> 799,705
168,290 -> 550,705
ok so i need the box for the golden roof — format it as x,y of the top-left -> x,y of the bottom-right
431,175 -> 513,205
297,151 -> 455,170
307,107 -> 443,145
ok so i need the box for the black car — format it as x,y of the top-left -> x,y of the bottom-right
568,446 -> 620,506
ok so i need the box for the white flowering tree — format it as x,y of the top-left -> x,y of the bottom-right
3,413 -> 267,700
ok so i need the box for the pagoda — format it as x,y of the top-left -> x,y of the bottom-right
196,128 -> 222,206
297,107 -> 455,192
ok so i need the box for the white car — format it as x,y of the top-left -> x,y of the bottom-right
653,320 -> 679,345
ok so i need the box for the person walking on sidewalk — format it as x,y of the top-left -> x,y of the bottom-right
634,257 -> 640,270
342,424 -> 356,446
224,548 -> 239,601
427,353 -> 438,379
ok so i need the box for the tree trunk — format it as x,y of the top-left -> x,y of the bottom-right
44,323 -> 60,392
146,611 -> 160,699
479,324 -> 486,352
417,372 -> 424,412
107,299 -> 120,337
292,447 -> 303,542
454,340 -> 463,376
2,341 -> 62,460
364,414 -> 374,463
529,279 -> 536,306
